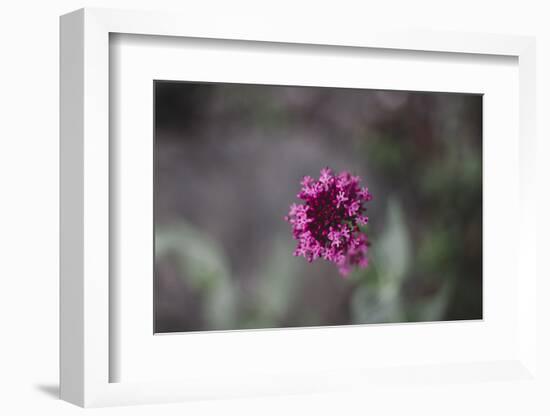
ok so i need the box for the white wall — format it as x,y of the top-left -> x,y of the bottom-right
1,1 -> 548,415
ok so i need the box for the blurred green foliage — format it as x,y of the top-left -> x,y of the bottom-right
155,222 -> 237,330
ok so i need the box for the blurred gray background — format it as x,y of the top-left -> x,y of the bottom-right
154,81 -> 482,333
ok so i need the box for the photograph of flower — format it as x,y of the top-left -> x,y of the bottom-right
154,81 -> 482,333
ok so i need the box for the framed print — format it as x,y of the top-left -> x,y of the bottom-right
60,8 -> 539,408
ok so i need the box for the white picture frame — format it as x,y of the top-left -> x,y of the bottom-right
60,7 -> 538,408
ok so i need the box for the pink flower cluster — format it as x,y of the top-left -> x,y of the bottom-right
286,168 -> 373,277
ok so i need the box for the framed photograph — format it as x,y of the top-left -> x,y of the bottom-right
60,8 -> 538,408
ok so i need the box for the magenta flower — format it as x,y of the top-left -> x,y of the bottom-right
285,167 -> 373,277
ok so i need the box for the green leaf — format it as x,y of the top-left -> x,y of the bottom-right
155,221 -> 237,329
